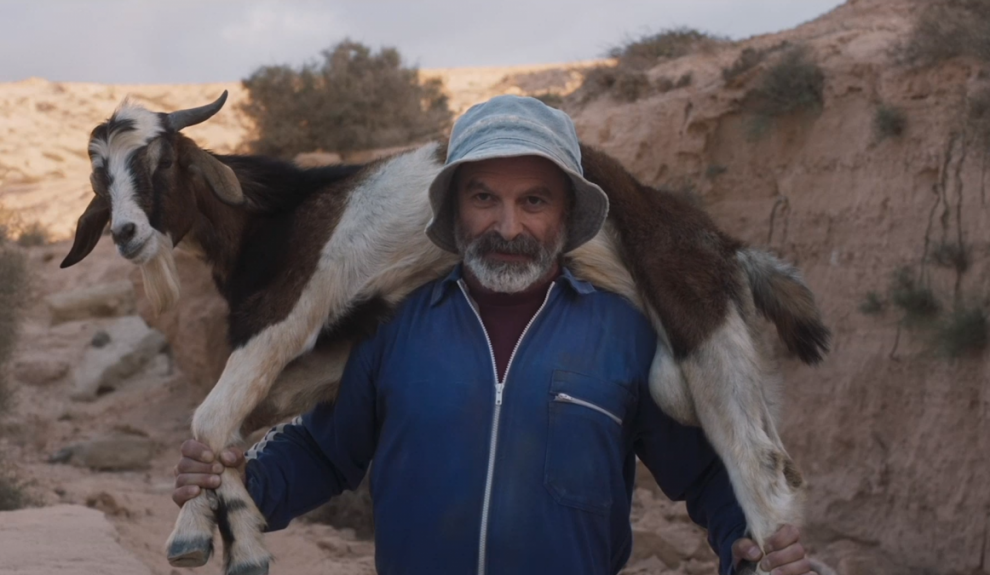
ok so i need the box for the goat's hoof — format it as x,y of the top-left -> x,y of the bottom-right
227,560 -> 270,575
167,536 -> 214,567
735,560 -> 768,575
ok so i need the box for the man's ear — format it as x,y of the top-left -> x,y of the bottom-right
60,195 -> 110,268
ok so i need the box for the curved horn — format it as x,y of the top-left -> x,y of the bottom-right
165,90 -> 228,132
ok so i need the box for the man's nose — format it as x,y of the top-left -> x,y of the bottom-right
111,221 -> 137,244
494,207 -> 523,239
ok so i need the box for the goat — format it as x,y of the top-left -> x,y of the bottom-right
61,91 -> 829,575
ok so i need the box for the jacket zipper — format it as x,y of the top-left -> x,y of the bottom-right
553,393 -> 623,426
457,279 -> 556,575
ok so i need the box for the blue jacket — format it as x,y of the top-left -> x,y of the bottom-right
245,264 -> 747,575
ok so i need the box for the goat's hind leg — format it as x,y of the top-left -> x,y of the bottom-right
677,303 -> 805,575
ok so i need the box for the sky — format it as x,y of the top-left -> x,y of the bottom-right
0,0 -> 846,84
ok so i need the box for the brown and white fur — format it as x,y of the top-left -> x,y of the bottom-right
62,91 -> 829,575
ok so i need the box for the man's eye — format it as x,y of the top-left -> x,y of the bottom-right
475,193 -> 493,202
525,196 -> 546,206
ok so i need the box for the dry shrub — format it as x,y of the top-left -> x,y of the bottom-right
934,305 -> 989,357
0,453 -> 32,511
743,45 -> 824,118
0,245 -> 28,415
609,27 -> 726,70
931,241 -> 969,272
967,84 -> 990,147
723,47 -> 771,83
859,291 -> 886,315
889,267 -> 940,324
16,221 -> 48,247
241,39 -> 452,158
874,104 -> 908,141
901,0 -> 990,67
532,92 -> 564,109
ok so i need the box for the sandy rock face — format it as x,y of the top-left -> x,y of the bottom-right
566,1 -> 990,573
70,315 -> 168,401
0,505 -> 153,575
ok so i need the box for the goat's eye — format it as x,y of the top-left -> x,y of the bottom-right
159,158 -> 173,170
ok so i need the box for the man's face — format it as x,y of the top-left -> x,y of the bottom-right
453,155 -> 571,293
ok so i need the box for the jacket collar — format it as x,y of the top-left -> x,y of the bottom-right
430,261 -> 595,307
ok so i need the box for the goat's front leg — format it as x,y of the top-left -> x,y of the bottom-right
166,308 -> 325,575
676,303 -> 805,575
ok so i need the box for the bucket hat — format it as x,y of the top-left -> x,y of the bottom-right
425,94 -> 609,253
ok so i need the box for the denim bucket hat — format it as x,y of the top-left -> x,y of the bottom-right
425,94 -> 609,254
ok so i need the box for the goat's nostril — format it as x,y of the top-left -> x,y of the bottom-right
112,222 -> 137,243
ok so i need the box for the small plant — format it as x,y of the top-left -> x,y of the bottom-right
967,85 -> 990,147
705,165 -> 728,179
901,0 -> 990,68
874,104 -> 907,140
722,44 -> 790,83
614,71 -> 652,103
931,241 -> 969,272
676,73 -> 693,88
532,92 -> 564,109
743,45 -> 825,119
609,27 -> 726,70
0,462 -> 31,511
859,291 -> 885,315
889,267 -> 940,324
16,221 -> 48,247
0,246 -> 28,416
934,305 -> 989,357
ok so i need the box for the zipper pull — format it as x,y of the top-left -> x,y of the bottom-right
495,383 -> 504,405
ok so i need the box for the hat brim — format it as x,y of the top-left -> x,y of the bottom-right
425,141 -> 609,254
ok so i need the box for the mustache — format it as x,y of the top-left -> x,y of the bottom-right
469,231 -> 543,258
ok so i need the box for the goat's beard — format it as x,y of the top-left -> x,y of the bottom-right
140,231 -> 181,316
455,221 -> 566,293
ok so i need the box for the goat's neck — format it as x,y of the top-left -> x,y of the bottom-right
185,182 -> 249,292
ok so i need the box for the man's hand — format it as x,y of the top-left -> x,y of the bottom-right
172,439 -> 245,508
732,524 -> 812,575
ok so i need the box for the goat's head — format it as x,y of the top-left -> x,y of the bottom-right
60,90 -> 243,314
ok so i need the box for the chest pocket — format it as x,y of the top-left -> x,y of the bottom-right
544,369 -> 633,515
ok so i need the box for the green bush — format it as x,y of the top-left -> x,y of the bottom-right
241,39 -> 452,158
609,27 -> 725,70
934,305 -> 989,357
874,104 -> 907,140
901,0 -> 990,67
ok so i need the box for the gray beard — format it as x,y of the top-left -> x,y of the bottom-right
455,222 -> 566,294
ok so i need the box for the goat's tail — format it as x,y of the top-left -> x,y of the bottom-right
736,248 -> 830,364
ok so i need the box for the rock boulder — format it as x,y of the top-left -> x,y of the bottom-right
70,315 -> 168,401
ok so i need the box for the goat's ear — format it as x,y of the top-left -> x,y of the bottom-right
187,149 -> 245,207
60,195 -> 110,268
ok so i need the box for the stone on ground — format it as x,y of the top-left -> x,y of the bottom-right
53,431 -> 156,471
45,280 -> 136,324
70,315 -> 168,401
0,504 -> 153,575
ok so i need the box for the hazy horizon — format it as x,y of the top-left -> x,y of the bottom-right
1,0 -> 846,85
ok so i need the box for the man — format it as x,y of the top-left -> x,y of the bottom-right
173,95 -> 812,575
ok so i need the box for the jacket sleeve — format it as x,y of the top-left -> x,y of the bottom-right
243,337 -> 379,532
632,378 -> 748,575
